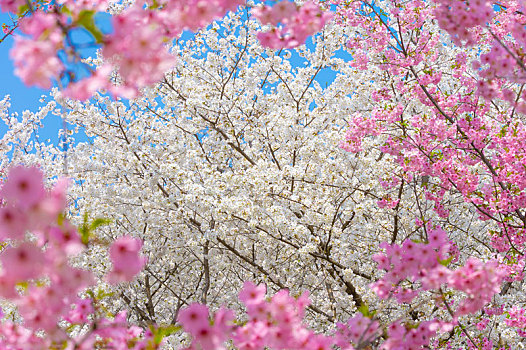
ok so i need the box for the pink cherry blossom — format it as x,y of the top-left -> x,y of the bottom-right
1,166 -> 45,209
107,235 -> 147,284
0,206 -> 27,240
0,242 -> 45,282
178,303 -> 211,335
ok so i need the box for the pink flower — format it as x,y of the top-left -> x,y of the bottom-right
1,166 -> 45,209
51,264 -> 95,295
213,307 -> 235,335
0,0 -> 26,13
239,281 -> 266,306
63,65 -> 112,101
269,290 -> 295,323
19,11 -> 57,38
0,242 -> 45,282
233,320 -> 269,349
427,226 -> 447,248
37,177 -> 69,220
271,1 -> 296,24
0,206 -> 28,240
107,236 -> 147,284
48,223 -> 83,255
304,334 -> 334,350
10,37 -> 63,89
178,303 -> 210,335
66,298 -> 94,324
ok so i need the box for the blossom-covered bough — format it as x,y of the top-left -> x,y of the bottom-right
0,165 -> 152,348
337,0 -> 526,347
2,0 -> 330,99
1,0 -> 526,348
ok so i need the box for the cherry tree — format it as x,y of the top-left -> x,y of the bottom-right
1,0 -> 526,348
335,0 -> 526,347
43,13 -> 384,332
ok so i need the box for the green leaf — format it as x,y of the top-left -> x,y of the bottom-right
17,4 -> 29,16
76,10 -> 104,43
358,303 -> 376,318
152,325 -> 181,345
96,288 -> 114,300
90,217 -> 112,231
60,6 -> 72,16
406,322 -> 420,329
79,212 -> 90,245
79,212 -> 112,244
499,125 -> 508,138
149,0 -> 160,9
438,256 -> 453,267
16,281 -> 28,291
86,289 -> 95,299
57,212 -> 66,226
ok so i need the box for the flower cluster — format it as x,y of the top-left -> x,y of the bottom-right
381,321 -> 436,350
334,313 -> 380,348
371,226 -> 451,301
433,0 -> 526,99
2,0 -> 330,99
180,282 -> 324,349
176,275 -> 501,349
0,166 -> 150,349
433,0 -> 492,45
179,281 -> 380,350
372,226 -> 505,318
252,1 -> 332,49
504,306 -> 526,337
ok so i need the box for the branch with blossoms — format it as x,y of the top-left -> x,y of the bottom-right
0,158 -> 510,350
434,0 -> 526,87
1,0 -> 331,100
0,165 -> 154,349
333,0 -> 526,346
175,230 -> 507,350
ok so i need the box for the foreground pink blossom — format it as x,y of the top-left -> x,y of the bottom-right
0,166 -> 518,348
1,0 -> 330,99
107,235 -> 147,284
0,165 -> 155,349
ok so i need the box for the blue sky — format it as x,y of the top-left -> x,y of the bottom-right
0,12 -> 63,143
0,11 -> 107,144
0,13 -> 48,112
